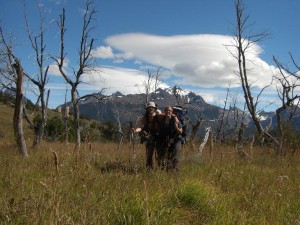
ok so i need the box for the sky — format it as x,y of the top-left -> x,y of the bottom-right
1,0 -> 300,112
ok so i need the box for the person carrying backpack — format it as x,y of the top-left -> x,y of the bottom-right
133,101 -> 159,170
156,106 -> 183,172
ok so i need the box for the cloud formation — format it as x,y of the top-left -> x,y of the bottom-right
95,33 -> 275,88
91,46 -> 133,63
80,66 -> 168,95
47,58 -> 70,76
48,33 -> 281,109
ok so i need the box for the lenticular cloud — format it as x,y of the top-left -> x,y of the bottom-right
104,33 -> 274,88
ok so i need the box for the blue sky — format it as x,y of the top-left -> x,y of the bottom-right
1,0 -> 300,112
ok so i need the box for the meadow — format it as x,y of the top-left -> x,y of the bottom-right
1,101 -> 300,224
1,139 -> 300,225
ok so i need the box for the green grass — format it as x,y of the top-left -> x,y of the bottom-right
1,141 -> 300,224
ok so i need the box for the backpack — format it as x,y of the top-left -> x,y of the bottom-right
173,106 -> 187,144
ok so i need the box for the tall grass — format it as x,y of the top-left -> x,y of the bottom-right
1,140 -> 300,224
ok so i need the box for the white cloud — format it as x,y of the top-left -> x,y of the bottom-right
91,46 -> 114,59
92,46 -> 134,63
48,58 -> 70,76
80,66 -> 169,95
49,0 -> 66,5
104,33 -> 275,88
48,64 -> 60,76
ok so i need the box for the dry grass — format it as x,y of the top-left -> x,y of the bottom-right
1,102 -> 300,224
0,139 -> 300,224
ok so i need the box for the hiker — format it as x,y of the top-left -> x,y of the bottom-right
133,101 -> 159,170
156,106 -> 183,172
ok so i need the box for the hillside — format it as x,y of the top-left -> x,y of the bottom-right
0,102 -> 17,140
0,98 -> 103,144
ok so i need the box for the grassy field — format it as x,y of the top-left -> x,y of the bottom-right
1,102 -> 300,224
1,139 -> 300,225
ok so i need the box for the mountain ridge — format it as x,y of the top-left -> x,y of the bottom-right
61,88 -> 255,137
71,88 -> 300,135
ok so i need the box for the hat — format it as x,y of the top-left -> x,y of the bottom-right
145,101 -> 157,109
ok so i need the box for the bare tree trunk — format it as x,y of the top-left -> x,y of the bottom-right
1,26 -> 28,156
32,89 -> 50,149
72,88 -> 81,150
13,63 -> 28,157
273,56 -> 300,156
209,130 -> 214,157
111,101 -> 123,162
53,1 -> 97,150
141,66 -> 162,104
275,108 -> 284,155
63,90 -> 69,146
228,0 -> 277,147
189,117 -> 203,142
24,6 -> 50,150
152,66 -> 162,101
143,69 -> 152,104
236,122 -> 248,157
216,87 -> 229,143
64,112 -> 69,146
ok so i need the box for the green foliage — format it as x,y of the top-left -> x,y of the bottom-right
90,121 -> 101,129
282,125 -> 300,151
43,115 -> 76,141
0,96 -> 117,143
35,115 -> 103,142
100,121 -> 119,142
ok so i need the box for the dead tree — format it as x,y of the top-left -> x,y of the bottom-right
23,5 -> 50,149
216,86 -> 230,143
111,101 -> 124,162
53,1 -> 97,150
62,88 -> 69,146
143,69 -> 153,104
273,56 -> 300,155
152,66 -> 162,102
236,122 -> 248,157
0,27 -> 28,157
227,0 -> 278,149
169,85 -> 189,107
141,65 -> 162,104
188,116 -> 203,143
12,62 -> 28,157
229,95 -> 249,152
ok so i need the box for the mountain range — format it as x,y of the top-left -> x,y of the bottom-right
61,88 -> 253,136
57,88 -> 300,136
